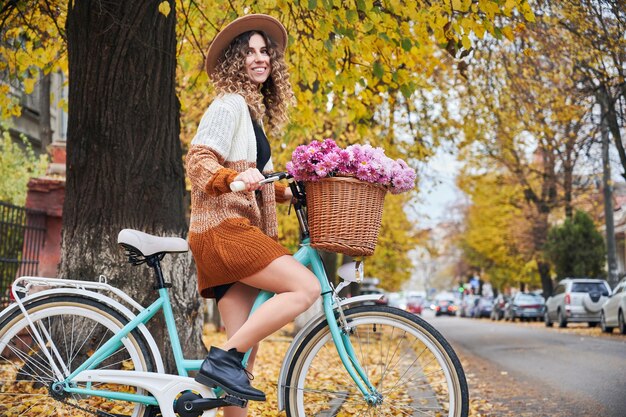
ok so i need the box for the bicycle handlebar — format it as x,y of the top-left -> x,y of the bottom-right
229,181 -> 247,192
229,172 -> 291,192
229,171 -> 308,235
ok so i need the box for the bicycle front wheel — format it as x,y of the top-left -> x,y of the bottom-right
284,305 -> 469,417
0,296 -> 157,417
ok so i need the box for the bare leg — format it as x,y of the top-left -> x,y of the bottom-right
218,283 -> 260,417
196,256 -> 319,401
223,255 -> 320,352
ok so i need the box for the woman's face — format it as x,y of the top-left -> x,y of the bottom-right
245,33 -> 271,85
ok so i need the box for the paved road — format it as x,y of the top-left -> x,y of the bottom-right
424,312 -> 626,416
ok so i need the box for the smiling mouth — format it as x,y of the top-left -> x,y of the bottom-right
253,68 -> 266,74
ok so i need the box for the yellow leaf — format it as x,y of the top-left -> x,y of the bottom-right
521,2 -> 536,22
461,34 -> 471,50
501,26 -> 514,41
158,1 -> 171,17
474,23 -> 486,39
452,0 -> 471,12
23,77 -> 36,94
504,0 -> 517,15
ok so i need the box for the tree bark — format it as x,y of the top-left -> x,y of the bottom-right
62,0 -> 204,372
537,260 -> 552,299
38,71 -> 52,151
531,211 -> 553,298
597,85 -> 626,181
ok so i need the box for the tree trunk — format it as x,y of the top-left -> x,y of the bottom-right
62,0 -> 204,372
537,260 -> 552,299
38,71 -> 52,151
562,135 -> 574,219
532,211 -> 553,298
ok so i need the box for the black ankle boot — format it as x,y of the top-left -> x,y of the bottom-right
195,346 -> 266,401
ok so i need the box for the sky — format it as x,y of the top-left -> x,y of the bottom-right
414,148 -> 464,228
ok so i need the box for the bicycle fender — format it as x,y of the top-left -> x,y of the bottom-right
0,287 -> 165,373
276,293 -> 384,411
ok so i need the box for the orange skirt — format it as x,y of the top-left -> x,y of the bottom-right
188,217 -> 290,298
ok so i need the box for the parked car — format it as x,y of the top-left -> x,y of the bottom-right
544,278 -> 611,328
504,292 -> 544,321
434,298 -> 458,317
473,296 -> 493,318
490,294 -> 510,321
406,294 -> 424,315
601,277 -> 626,334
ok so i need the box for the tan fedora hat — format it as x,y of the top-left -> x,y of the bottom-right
205,14 -> 288,77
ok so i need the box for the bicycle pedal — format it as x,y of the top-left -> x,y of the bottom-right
223,394 -> 248,408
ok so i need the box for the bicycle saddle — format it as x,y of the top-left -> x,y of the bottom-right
117,229 -> 188,256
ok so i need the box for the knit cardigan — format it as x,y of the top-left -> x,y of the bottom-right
186,93 -> 290,298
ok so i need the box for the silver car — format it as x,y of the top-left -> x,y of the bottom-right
544,278 -> 611,328
601,277 -> 626,334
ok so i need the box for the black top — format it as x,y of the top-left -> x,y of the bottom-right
251,118 -> 271,171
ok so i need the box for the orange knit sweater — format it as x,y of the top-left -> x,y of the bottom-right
186,94 -> 290,298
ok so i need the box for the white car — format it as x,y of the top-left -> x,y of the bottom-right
544,278 -> 611,328
601,277 -> 626,334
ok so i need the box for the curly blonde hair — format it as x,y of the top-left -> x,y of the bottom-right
212,30 -> 294,134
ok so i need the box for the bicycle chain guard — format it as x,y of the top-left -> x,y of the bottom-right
72,370 -> 217,417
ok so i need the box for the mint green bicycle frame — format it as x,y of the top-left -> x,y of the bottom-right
59,237 -> 380,406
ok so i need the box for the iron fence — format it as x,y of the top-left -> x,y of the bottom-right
0,201 -> 46,307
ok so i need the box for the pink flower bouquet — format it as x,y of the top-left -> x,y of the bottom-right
286,139 -> 416,194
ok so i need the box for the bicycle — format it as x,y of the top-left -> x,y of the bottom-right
0,172 -> 469,417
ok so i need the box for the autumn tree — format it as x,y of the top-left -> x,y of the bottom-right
457,169 -> 535,291
0,1 -> 67,121
546,1 -> 626,181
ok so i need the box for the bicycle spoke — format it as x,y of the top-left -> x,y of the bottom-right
67,315 -> 101,369
376,325 -> 401,391
4,344 -> 53,385
62,314 -> 71,373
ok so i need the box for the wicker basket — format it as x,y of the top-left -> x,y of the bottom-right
305,176 -> 387,256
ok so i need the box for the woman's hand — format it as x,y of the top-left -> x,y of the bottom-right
233,168 -> 265,192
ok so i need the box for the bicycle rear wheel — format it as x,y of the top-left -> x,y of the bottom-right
0,296 -> 156,417
284,305 -> 469,417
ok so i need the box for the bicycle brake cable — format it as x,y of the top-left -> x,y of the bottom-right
330,289 -> 352,333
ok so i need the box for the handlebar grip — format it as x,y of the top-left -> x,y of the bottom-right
229,181 -> 246,192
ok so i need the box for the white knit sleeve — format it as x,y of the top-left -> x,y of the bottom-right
191,96 -> 240,160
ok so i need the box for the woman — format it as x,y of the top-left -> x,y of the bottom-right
185,13 -> 321,410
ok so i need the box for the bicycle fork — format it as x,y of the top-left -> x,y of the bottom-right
299,245 -> 383,405
322,293 -> 383,405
